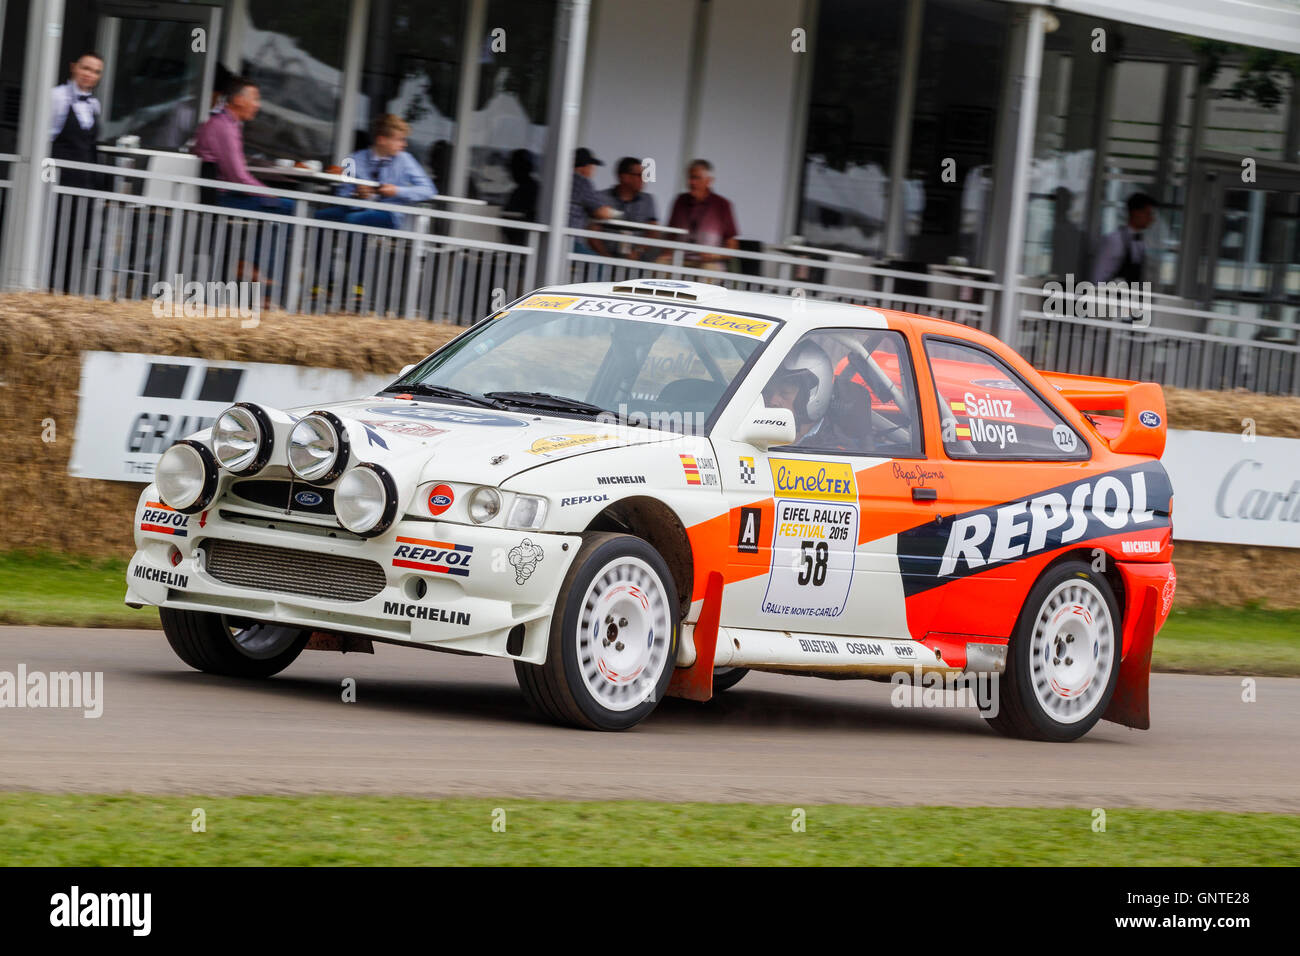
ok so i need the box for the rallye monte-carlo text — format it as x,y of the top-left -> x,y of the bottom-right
127,280 -> 1176,740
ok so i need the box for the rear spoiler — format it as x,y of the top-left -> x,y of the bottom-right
1039,371 -> 1167,457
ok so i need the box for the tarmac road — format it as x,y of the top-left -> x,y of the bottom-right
1,626 -> 1295,812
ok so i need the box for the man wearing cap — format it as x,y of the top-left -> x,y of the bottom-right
569,147 -> 616,254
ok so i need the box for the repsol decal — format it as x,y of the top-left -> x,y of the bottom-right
391,537 -> 473,578
139,501 -> 189,536
896,462 -> 1171,594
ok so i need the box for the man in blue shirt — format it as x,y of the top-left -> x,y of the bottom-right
317,114 -> 436,230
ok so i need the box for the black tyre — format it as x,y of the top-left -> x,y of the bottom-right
984,560 -> 1122,742
514,532 -> 678,731
161,608 -> 310,678
711,667 -> 749,692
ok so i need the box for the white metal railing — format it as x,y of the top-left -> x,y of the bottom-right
560,225 -> 1001,331
40,158 -> 545,321
23,158 -> 1300,396
1013,285 -> 1300,395
0,153 -> 17,229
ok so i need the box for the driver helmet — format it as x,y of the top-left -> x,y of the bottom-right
768,340 -> 832,425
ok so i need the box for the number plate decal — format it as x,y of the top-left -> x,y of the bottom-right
760,497 -> 859,619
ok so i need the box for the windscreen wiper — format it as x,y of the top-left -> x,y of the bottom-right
381,382 -> 503,408
484,390 -> 635,423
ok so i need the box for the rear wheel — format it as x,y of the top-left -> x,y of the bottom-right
515,533 -> 677,731
984,560 -> 1121,742
161,608 -> 310,678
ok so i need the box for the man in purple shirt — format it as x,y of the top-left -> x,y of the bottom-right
667,159 -> 739,270
194,79 -> 293,216
193,78 -> 292,282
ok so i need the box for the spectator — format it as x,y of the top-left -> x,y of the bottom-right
569,147 -> 616,253
317,114 -> 436,230
601,157 -> 657,223
193,78 -> 293,216
193,77 -> 293,282
1092,192 -> 1157,285
668,159 -> 739,270
600,156 -> 658,260
503,148 -> 540,245
50,52 -> 105,189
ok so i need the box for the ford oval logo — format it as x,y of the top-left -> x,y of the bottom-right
295,490 -> 323,507
1139,410 -> 1162,428
428,483 -> 455,516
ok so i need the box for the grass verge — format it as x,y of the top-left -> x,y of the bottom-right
0,794 -> 1296,866
0,551 -> 1295,676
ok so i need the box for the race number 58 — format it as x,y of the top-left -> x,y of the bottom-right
798,540 -> 829,586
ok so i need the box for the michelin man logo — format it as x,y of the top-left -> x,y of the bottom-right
508,538 -> 544,584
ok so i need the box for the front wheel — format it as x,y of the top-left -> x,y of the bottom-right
984,560 -> 1122,742
711,667 -> 749,692
161,608 -> 310,678
515,533 -> 678,731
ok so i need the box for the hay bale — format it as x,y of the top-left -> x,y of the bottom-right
0,293 -> 460,556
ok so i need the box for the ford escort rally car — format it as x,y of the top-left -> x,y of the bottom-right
127,279 -> 1176,740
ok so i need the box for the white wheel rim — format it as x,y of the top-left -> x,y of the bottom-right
1028,579 -> 1114,724
575,556 -> 672,713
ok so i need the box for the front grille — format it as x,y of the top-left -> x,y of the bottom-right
202,540 -> 386,603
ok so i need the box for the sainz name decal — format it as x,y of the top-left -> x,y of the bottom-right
896,462 -> 1172,594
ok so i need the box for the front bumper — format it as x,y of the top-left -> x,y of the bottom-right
126,493 -> 580,664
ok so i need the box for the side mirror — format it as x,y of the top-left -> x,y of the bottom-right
734,404 -> 796,449
398,363 -> 416,377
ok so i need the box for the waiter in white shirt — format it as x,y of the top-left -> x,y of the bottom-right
50,52 -> 105,189
1092,192 -> 1157,285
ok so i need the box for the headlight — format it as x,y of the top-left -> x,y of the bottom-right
155,440 -> 219,514
506,494 -> 547,530
334,463 -> 397,537
211,403 -> 273,475
467,486 -> 501,524
288,411 -> 350,484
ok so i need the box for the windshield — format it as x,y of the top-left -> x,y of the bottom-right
389,298 -> 778,433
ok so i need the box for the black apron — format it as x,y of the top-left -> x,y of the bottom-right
1116,231 -> 1144,284
51,94 -> 105,190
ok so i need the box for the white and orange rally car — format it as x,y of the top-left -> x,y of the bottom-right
127,280 -> 1175,740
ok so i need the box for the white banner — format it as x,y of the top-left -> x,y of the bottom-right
68,351 -> 392,483
1163,429 -> 1300,548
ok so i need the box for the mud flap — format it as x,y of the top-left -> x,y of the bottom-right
1104,562 -> 1174,730
666,571 -> 724,702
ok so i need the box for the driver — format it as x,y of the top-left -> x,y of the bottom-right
761,340 -> 833,444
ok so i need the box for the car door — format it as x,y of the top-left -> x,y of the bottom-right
715,326 -> 946,639
898,334 -> 1093,641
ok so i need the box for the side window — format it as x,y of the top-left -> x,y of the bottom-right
925,338 -> 1087,460
762,328 -> 923,458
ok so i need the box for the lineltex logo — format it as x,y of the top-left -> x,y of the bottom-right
392,536 -> 473,577
696,313 -> 771,337
519,294 -> 579,310
769,458 -> 857,502
50,886 -> 150,936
